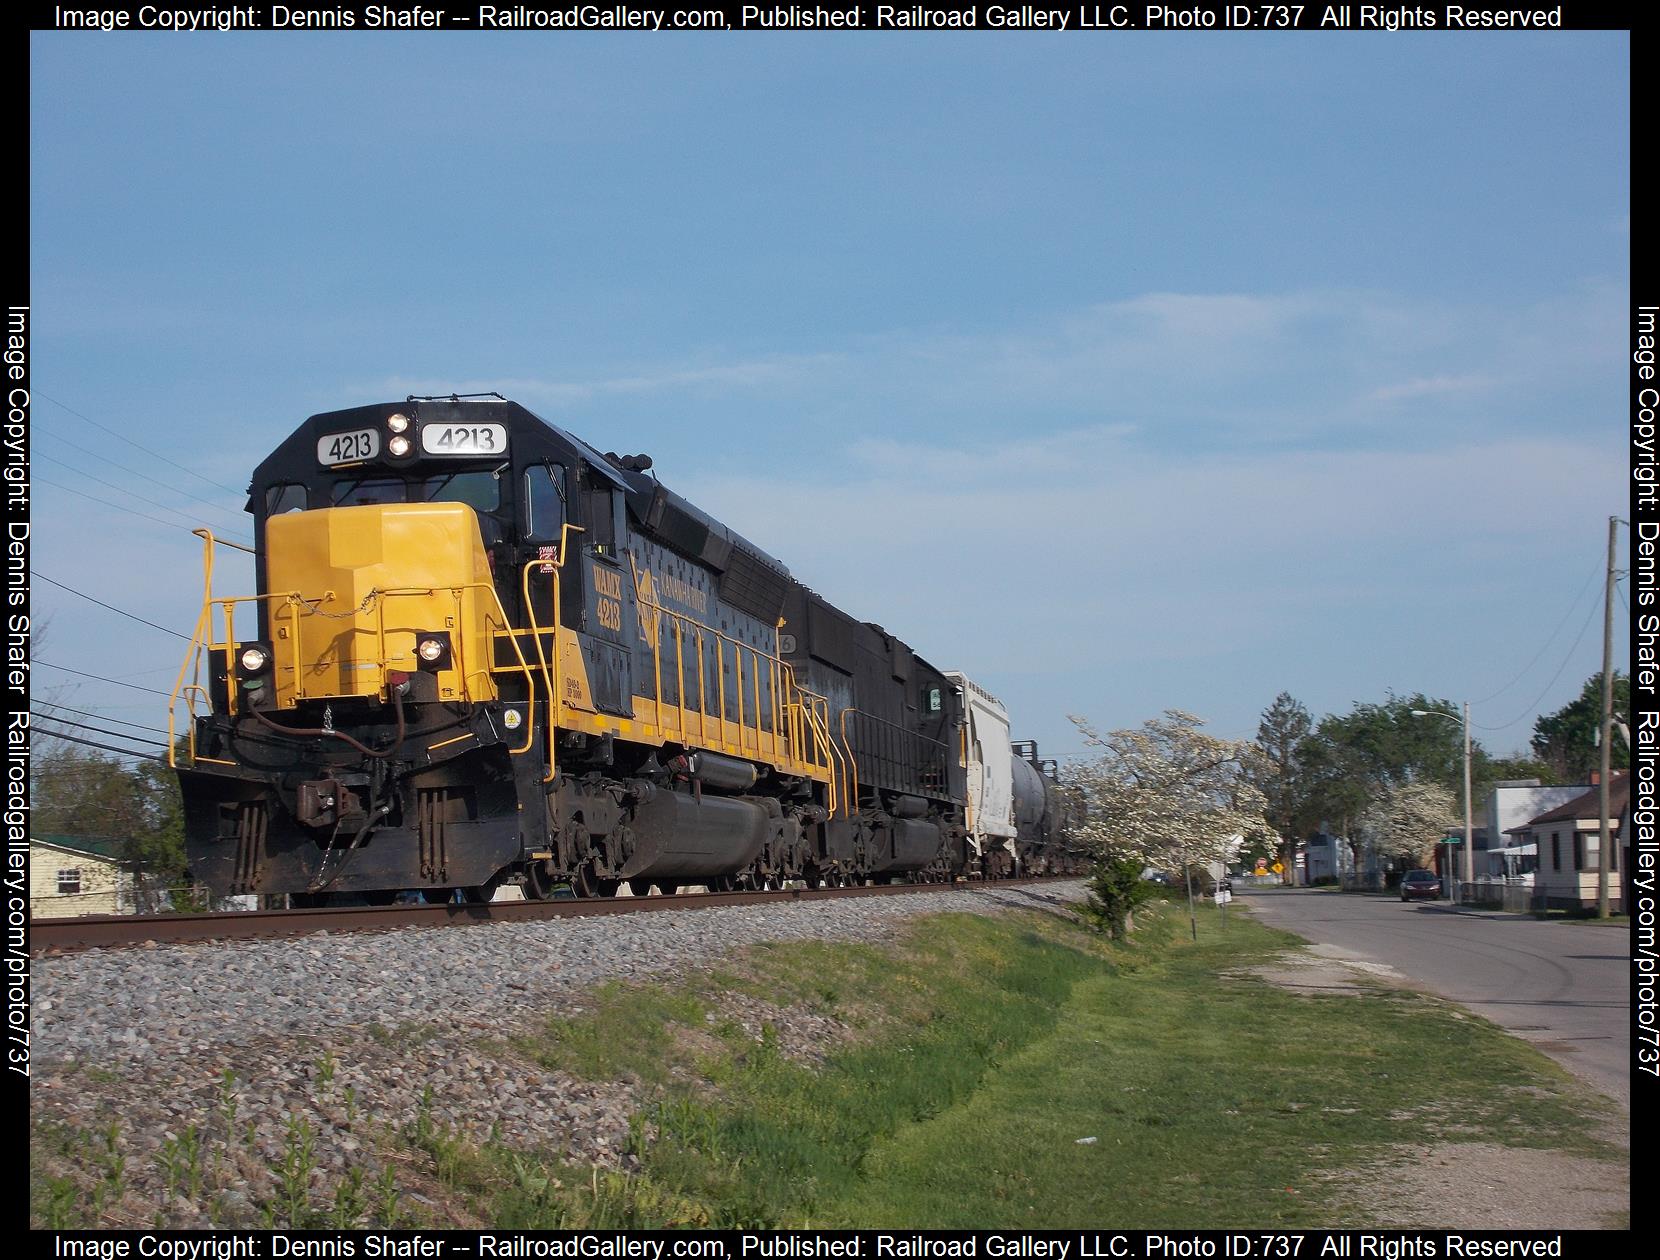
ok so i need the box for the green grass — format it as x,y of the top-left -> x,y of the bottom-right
467,901 -> 1618,1228
35,897 -> 1620,1229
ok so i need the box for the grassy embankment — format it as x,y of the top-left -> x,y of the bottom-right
31,894 -> 1622,1228
427,895 -> 1620,1228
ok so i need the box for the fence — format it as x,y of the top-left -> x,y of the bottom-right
1458,876 -> 1539,913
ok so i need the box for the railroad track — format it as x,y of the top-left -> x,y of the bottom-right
30,876 -> 1077,954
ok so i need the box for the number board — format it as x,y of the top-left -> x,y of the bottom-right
420,422 -> 508,457
317,429 -> 381,466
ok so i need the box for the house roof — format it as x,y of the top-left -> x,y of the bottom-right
32,835 -> 128,861
1521,773 -> 1630,827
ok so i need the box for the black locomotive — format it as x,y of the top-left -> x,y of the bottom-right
169,396 -> 1072,904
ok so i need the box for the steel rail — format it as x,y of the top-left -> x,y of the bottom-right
29,877 -> 1075,955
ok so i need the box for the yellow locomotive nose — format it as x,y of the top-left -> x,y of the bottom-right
263,502 -> 501,707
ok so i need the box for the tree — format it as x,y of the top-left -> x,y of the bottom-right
1531,673 -> 1630,782
1068,710 -> 1267,875
1296,690 -> 1491,825
1252,692 -> 1313,884
31,735 -> 191,912
1360,780 -> 1458,871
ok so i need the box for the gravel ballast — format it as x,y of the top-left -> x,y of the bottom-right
30,881 -> 1086,1228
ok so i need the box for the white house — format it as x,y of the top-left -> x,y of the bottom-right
1507,774 -> 1629,912
29,835 -> 134,917
1481,780 -> 1591,877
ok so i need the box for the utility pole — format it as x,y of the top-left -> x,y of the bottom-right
1462,699 -> 1473,901
1597,515 -> 1617,919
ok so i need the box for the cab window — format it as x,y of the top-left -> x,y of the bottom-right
332,477 -> 407,506
266,483 -> 308,514
584,474 -> 616,554
523,464 -> 566,542
420,469 -> 500,513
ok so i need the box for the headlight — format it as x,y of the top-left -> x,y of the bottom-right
415,633 -> 452,671
387,413 -> 410,434
235,642 -> 274,684
388,434 -> 412,457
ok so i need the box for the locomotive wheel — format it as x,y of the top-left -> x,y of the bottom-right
572,863 -> 620,899
523,862 -> 559,901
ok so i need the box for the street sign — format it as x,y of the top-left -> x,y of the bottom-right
1441,838 -> 1461,845
1271,862 -> 1284,874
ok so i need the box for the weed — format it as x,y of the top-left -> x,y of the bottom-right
373,1164 -> 401,1227
157,1125 -> 203,1201
274,1114 -> 317,1227
98,1122 -> 126,1199
413,1086 -> 435,1146
330,1167 -> 366,1228
39,1181 -> 80,1235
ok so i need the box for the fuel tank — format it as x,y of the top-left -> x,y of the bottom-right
869,817 -> 945,874
618,788 -> 771,880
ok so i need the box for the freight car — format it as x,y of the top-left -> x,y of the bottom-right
168,395 -> 1071,904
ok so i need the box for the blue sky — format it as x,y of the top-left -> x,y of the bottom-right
29,32 -> 1630,763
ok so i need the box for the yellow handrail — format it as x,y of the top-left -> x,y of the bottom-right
518,559 -> 561,783
167,530 -> 219,767
624,553 -> 832,783
840,708 -> 862,817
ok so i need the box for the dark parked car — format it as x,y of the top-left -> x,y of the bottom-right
1400,869 -> 1441,901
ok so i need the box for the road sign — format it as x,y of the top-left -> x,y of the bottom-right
1271,862 -> 1284,874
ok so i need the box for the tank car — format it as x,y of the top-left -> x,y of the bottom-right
168,396 -> 970,904
1010,739 -> 1087,875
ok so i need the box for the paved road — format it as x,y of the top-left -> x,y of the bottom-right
1239,887 -> 1631,1112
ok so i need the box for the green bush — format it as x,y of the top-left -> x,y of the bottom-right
1082,859 -> 1157,941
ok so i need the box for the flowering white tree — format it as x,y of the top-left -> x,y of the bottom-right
1360,780 -> 1458,870
1068,710 -> 1270,872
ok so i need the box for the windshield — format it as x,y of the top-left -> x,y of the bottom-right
329,470 -> 501,511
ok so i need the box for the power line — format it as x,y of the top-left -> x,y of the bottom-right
31,571 -> 193,641
1471,561 -> 1603,707
32,724 -> 165,762
35,477 -> 255,548
34,423 -> 248,525
34,391 -> 245,497
33,661 -> 174,697
1474,593 -> 1604,734
33,712 -> 168,750
32,700 -> 173,737
35,453 -> 224,529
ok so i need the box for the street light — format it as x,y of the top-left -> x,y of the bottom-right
1411,704 -> 1473,904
